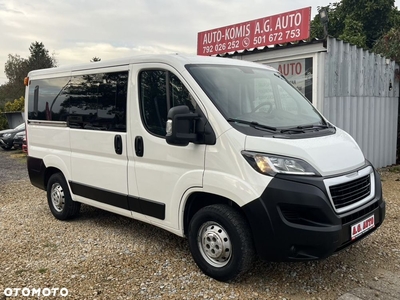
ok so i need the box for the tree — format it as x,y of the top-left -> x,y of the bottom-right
310,3 -> 346,41
4,96 -> 24,112
0,96 -> 25,130
310,0 -> 397,50
339,18 -> 367,49
0,42 -> 57,105
373,28 -> 400,62
4,54 -> 29,85
28,41 -> 57,71
373,8 -> 400,61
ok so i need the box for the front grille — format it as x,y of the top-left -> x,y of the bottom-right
341,201 -> 379,225
329,175 -> 371,210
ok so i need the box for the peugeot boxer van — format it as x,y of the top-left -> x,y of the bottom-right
25,55 -> 385,281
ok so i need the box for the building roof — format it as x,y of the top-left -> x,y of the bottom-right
217,38 -> 326,58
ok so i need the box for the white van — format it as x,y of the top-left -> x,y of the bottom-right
25,55 -> 385,281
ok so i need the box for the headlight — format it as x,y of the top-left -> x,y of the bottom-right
242,151 -> 320,176
3,133 -> 11,137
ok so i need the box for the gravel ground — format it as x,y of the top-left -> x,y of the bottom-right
0,149 -> 399,300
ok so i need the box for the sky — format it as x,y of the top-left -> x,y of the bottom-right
0,0 -> 399,85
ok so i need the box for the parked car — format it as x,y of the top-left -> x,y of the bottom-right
13,130 -> 26,150
0,123 -> 25,150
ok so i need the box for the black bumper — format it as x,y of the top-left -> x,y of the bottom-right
27,156 -> 47,191
242,167 -> 385,261
0,137 -> 13,147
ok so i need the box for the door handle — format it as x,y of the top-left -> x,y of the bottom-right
135,136 -> 144,157
114,135 -> 123,155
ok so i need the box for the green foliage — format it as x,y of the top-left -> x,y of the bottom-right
5,96 -> 24,112
28,41 -> 57,71
373,28 -> 400,62
341,0 -> 394,48
4,54 -> 29,85
339,17 -> 367,49
0,41 -> 57,105
310,3 -> 345,40
0,96 -> 25,130
3,55 -> 29,102
310,0 -> 397,50
387,165 -> 400,173
0,110 -> 8,130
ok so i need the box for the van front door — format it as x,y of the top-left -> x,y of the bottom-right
129,65 -> 206,230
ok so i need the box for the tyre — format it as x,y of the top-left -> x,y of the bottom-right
47,173 -> 81,220
188,204 -> 255,282
1,145 -> 13,151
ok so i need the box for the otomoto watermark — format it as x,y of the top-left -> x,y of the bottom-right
3,287 -> 68,297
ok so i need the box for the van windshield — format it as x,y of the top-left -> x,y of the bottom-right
186,64 -> 326,132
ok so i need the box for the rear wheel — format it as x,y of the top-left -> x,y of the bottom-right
188,204 -> 255,282
47,173 -> 81,220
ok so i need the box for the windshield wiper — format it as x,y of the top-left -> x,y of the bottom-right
227,118 -> 277,132
280,124 -> 332,134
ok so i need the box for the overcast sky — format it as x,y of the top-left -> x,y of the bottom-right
1,0 -> 399,85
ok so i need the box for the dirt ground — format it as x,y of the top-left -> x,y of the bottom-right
0,149 -> 399,300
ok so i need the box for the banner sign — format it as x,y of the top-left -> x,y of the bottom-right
268,59 -> 308,93
197,7 -> 311,56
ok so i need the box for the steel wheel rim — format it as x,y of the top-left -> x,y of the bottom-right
197,221 -> 232,268
51,183 -> 65,212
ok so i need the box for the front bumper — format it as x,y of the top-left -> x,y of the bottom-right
0,137 -> 14,148
13,138 -> 24,149
242,166 -> 385,261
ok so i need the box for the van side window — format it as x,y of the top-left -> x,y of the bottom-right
28,77 -> 71,121
68,72 -> 128,131
28,71 -> 128,132
139,70 -> 196,136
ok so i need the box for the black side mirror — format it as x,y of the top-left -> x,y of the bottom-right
166,106 -> 199,146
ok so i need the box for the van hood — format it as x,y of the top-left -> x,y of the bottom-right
244,128 -> 365,177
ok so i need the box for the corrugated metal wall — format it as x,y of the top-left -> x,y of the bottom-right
323,37 -> 399,168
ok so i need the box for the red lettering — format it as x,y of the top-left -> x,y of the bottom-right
295,63 -> 302,75
277,62 -> 303,76
353,226 -> 358,236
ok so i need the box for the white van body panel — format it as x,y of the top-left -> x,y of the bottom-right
69,130 -> 129,196
245,128 -> 365,177
204,128 -> 272,206
28,125 -> 71,179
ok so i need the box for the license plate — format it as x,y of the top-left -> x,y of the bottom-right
351,215 -> 375,240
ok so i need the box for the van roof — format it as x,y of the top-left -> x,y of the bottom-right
27,54 -> 276,78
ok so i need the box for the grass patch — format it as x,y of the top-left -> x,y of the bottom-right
38,268 -> 48,274
9,150 -> 27,163
43,242 -> 58,250
15,269 -> 28,275
388,166 -> 400,173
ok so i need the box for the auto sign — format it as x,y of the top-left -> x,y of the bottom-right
351,215 -> 375,240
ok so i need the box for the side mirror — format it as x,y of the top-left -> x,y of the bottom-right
166,106 -> 199,146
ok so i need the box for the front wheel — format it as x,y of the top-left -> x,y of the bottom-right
47,173 -> 81,220
188,204 -> 255,282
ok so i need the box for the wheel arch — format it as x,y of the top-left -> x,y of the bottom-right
182,192 -> 248,236
44,167 -> 65,190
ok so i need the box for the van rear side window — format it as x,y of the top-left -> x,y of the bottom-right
27,71 -> 128,132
